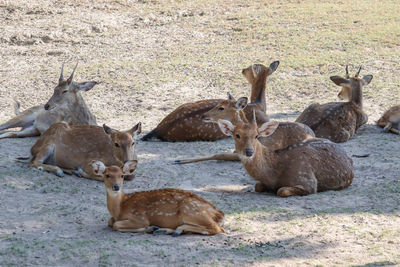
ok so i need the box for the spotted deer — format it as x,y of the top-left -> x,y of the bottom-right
0,63 -> 98,139
141,61 -> 279,142
92,161 -> 225,236
217,112 -> 354,197
377,105 -> 400,134
21,121 -> 141,180
296,66 -> 372,142
175,94 -> 314,164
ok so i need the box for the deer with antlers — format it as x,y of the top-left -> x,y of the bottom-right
141,61 -> 279,142
21,121 -> 141,180
175,94 -> 314,164
296,66 -> 372,142
217,112 -> 354,196
0,63 -> 98,139
92,160 -> 225,236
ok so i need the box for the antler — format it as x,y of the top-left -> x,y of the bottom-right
345,65 -> 349,79
355,66 -> 362,77
67,61 -> 79,84
59,62 -> 65,84
238,110 -> 248,123
252,110 -> 257,125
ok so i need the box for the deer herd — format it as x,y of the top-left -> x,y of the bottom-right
1,61 -> 399,236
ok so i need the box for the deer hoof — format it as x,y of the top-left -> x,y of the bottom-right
172,231 -> 181,237
153,229 -> 169,235
37,166 -> 44,171
173,160 -> 181,164
55,170 -> 65,177
149,226 -> 160,231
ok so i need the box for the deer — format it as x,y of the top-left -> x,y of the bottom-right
21,121 -> 141,180
217,112 -> 354,196
141,61 -> 280,142
296,66 -> 372,143
0,62 -> 98,139
377,105 -> 400,134
91,160 -> 225,236
175,94 -> 315,164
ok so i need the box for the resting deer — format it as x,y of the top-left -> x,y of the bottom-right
92,161 -> 225,236
217,112 -> 354,197
0,63 -> 98,139
296,66 -> 372,143
175,94 -> 314,164
377,105 -> 400,134
23,121 -> 141,180
141,61 -> 279,142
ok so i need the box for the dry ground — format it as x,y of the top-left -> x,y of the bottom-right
0,0 -> 399,266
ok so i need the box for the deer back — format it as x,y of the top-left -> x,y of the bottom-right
143,99 -> 227,141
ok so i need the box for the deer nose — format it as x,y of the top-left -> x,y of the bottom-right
113,184 -> 120,191
44,104 -> 50,110
245,149 -> 254,157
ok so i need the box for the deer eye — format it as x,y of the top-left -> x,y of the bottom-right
62,90 -> 68,94
131,142 -> 135,146
218,107 -> 224,111
106,174 -> 110,178
235,134 -> 240,139
255,135 -> 259,139
114,143 -> 119,147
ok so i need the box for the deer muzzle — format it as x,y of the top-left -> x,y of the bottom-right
245,148 -> 254,157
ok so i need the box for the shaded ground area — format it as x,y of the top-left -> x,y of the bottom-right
0,0 -> 399,266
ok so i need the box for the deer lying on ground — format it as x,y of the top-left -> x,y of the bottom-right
175,94 -> 314,164
296,66 -> 372,142
377,105 -> 400,134
141,61 -> 279,142
0,63 -> 98,139
22,121 -> 141,180
217,112 -> 354,196
92,161 -> 225,236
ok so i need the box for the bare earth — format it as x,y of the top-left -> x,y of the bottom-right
0,0 -> 399,266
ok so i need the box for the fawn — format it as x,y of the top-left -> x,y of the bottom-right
92,161 -> 225,236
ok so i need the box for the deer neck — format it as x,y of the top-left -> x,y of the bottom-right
250,73 -> 267,112
239,140 -> 278,182
106,189 -> 125,219
350,81 -> 363,109
68,93 -> 96,125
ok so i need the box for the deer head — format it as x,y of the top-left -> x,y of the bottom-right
92,161 -> 137,195
336,65 -> 372,100
103,122 -> 142,164
241,61 -> 280,85
44,62 -> 98,111
217,111 -> 279,158
201,92 -> 248,123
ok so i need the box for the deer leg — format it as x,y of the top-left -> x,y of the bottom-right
0,125 -> 39,139
390,127 -> 400,135
112,219 -> 152,233
254,182 -> 270,192
108,217 -> 116,227
277,185 -> 310,197
153,228 -> 176,235
172,222 -> 224,236
174,152 -> 239,164
382,122 -> 392,133
30,145 -> 64,177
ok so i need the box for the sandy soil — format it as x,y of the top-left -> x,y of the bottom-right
0,0 -> 399,266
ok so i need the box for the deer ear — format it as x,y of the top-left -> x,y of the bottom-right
92,160 -> 106,176
258,121 -> 279,137
330,76 -> 350,87
217,119 -> 235,136
103,124 -> 117,135
122,160 -> 138,175
227,92 -> 235,101
76,81 -> 98,92
361,75 -> 373,86
129,122 -> 142,137
235,97 -> 248,110
267,61 -> 280,75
